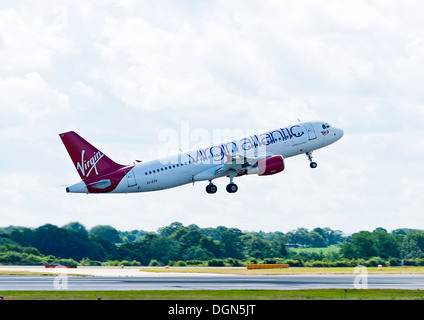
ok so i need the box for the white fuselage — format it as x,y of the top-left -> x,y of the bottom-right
91,121 -> 343,194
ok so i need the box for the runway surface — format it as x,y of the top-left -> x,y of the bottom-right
2,272 -> 424,291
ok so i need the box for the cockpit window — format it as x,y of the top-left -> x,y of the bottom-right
322,123 -> 331,129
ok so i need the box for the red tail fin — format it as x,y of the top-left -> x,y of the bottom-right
59,131 -> 125,180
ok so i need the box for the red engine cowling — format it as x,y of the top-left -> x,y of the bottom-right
247,155 -> 285,176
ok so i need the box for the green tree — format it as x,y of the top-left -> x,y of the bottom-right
179,230 -> 204,250
392,228 -> 415,236
138,233 -> 159,260
116,242 -> 148,264
22,247 -> 41,256
157,222 -> 184,237
90,225 -> 122,243
88,234 -> 117,261
339,242 -> 357,259
399,237 -> 422,259
408,231 -> 424,252
325,228 -> 344,245
11,224 -> 107,261
241,234 -> 271,259
270,236 -> 289,258
200,226 -> 226,241
399,231 -> 424,259
220,231 -> 244,259
182,246 -> 213,260
309,231 -> 326,247
373,230 -> 399,258
312,228 -> 328,245
63,222 -> 88,235
286,228 -> 310,246
199,237 -> 222,258
149,236 -> 181,264
352,231 -> 378,258
340,231 -> 378,259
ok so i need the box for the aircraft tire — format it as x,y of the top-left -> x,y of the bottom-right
226,183 -> 238,193
209,184 -> 217,194
206,184 -> 217,194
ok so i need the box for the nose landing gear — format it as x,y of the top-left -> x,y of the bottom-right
306,152 -> 317,168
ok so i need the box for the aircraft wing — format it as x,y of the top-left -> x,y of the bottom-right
193,154 -> 271,181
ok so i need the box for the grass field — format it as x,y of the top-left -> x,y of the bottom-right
139,266 -> 424,275
0,289 -> 424,300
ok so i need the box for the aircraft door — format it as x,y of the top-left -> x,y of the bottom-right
304,123 -> 317,140
125,169 -> 137,187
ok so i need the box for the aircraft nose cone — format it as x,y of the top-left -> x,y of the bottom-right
335,128 -> 344,140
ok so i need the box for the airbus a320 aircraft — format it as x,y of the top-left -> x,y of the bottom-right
60,121 -> 343,194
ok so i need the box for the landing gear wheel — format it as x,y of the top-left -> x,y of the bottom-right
226,183 -> 238,193
206,184 -> 217,194
306,152 -> 317,169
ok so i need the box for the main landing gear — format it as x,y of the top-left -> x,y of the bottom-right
205,173 -> 239,194
226,171 -> 238,193
206,182 -> 217,194
306,151 -> 317,168
226,183 -> 238,193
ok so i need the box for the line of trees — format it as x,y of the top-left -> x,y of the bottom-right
1,222 -> 424,267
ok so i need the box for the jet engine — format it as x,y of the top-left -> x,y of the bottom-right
247,155 -> 285,176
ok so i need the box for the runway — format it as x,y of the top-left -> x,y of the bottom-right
2,273 -> 424,291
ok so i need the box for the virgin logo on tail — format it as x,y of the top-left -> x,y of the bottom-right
76,150 -> 104,178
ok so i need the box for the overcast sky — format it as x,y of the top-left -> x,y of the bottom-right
1,1 -> 423,234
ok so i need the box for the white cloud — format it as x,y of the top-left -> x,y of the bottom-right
92,16 -> 250,113
70,81 -> 103,101
0,73 -> 70,126
0,7 -> 72,73
0,1 -> 424,233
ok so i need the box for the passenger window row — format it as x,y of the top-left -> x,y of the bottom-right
144,161 -> 192,175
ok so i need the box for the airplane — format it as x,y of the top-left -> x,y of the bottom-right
59,121 -> 343,194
